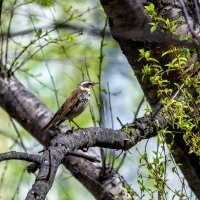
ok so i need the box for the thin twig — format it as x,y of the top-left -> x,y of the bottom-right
116,117 -> 123,126
10,117 -> 27,152
85,59 -> 99,126
98,18 -> 107,125
100,147 -> 106,172
0,160 -> 8,196
89,105 -> 97,127
0,0 -> 4,63
27,5 -> 60,109
133,95 -> 145,121
12,40 -> 55,74
116,152 -> 127,173
107,82 -> 114,129
110,150 -> 115,171
5,0 -> 17,67
106,82 -> 115,172
0,151 -> 42,163
11,167 -> 26,200
66,151 -> 100,163
9,39 -> 35,73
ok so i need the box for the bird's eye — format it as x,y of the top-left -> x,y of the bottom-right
83,83 -> 89,87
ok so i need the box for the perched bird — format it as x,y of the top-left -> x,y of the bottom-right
42,80 -> 97,130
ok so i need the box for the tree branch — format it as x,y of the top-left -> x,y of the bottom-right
25,116 -> 165,200
66,150 -> 101,163
0,151 -> 42,163
1,22 -> 111,38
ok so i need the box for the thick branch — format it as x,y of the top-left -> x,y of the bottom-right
26,120 -> 162,200
25,129 -> 129,200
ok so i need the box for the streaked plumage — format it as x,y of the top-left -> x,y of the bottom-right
42,81 -> 96,130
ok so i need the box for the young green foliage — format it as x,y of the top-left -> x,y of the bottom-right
134,3 -> 200,199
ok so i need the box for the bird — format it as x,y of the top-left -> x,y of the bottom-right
41,80 -> 97,131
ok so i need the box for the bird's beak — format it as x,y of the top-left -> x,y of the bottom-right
93,82 -> 98,86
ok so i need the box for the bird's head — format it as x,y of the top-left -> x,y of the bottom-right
78,81 -> 97,91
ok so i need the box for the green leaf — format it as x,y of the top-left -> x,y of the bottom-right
144,51 -> 150,60
165,18 -> 170,27
101,88 -> 108,94
148,57 -> 159,63
37,0 -> 54,7
162,49 -> 175,57
35,29 -> 42,37
150,26 -> 157,33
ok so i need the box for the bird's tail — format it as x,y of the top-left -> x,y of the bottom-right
41,114 -> 63,131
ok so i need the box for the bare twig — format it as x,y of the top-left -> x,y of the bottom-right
11,167 -> 26,200
0,151 -> 42,163
27,5 -> 60,109
98,18 -> 107,125
12,40 -> 55,74
66,151 -> 100,163
107,82 -> 114,129
0,0 -> 4,63
133,96 -> 145,121
116,152 -> 127,173
5,0 -> 17,66
116,117 -> 123,126
85,59 -> 99,127
10,117 -> 27,152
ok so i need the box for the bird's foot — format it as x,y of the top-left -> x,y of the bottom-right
66,129 -> 73,134
71,120 -> 80,129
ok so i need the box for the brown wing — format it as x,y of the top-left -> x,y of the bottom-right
41,89 -> 81,131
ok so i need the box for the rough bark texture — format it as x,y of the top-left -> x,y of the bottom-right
25,128 -> 133,200
100,0 -> 200,198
